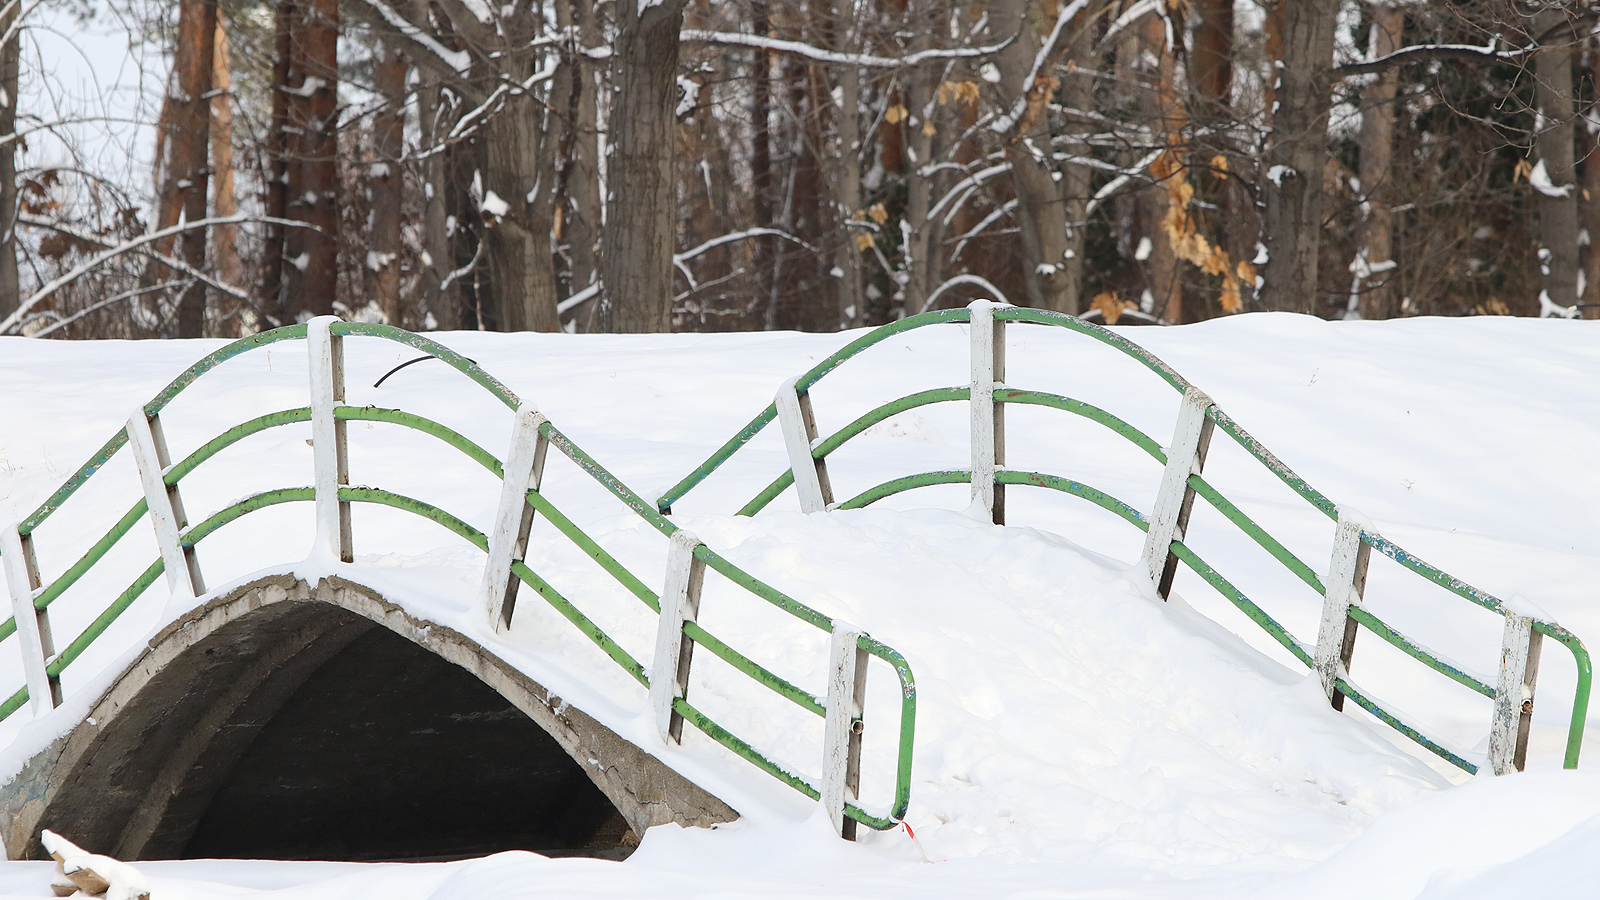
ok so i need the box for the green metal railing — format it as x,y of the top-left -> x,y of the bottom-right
0,322 -> 915,831
658,305 -> 1592,776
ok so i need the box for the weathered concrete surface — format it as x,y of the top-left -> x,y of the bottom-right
0,574 -> 738,860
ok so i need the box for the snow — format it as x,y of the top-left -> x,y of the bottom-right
1528,160 -> 1573,199
479,190 -> 510,219
2,315 -> 1600,897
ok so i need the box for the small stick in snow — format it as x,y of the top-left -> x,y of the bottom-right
39,830 -> 150,900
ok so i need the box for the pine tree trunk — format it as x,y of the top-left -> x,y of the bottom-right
481,96 -> 560,332
600,0 -> 689,332
411,66 -> 451,326
1355,2 -> 1401,320
174,0 -> 217,338
899,38 -> 939,314
1531,7 -> 1580,314
211,17 -> 241,334
1127,15 -> 1179,322
289,0 -> 338,319
261,0 -> 292,324
752,0 -> 775,327
826,0 -> 864,329
1259,0 -> 1337,314
991,0 -> 1070,312
556,0 -> 602,328
370,39 -> 406,325
0,0 -> 21,322
1054,3 -> 1097,318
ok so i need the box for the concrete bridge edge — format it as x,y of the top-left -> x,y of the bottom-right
0,573 -> 739,859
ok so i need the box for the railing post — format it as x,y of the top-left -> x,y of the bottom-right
1488,606 -> 1544,775
126,410 -> 204,599
2,523 -> 60,713
650,529 -> 705,744
1315,508 -> 1370,710
820,621 -> 867,840
1139,387 -> 1214,598
307,316 -> 352,563
969,301 -> 1006,524
482,405 -> 550,633
775,376 -> 833,513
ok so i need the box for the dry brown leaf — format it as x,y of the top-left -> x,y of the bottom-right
1219,277 -> 1242,313
854,233 -> 876,251
885,104 -> 908,124
868,202 -> 889,225
1090,291 -> 1128,325
922,119 -> 937,136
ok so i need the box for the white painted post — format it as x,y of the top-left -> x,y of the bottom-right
650,529 -> 706,744
126,409 -> 204,599
1,524 -> 59,713
969,301 -> 1007,525
482,405 -> 550,633
307,316 -> 352,563
775,376 -> 833,513
820,621 -> 867,840
1487,609 -> 1544,775
1139,387 -> 1215,598
1314,508 -> 1371,709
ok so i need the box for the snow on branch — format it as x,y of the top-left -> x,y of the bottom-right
1332,38 -> 1519,79
25,281 -> 187,338
680,30 -> 1015,69
928,162 -> 1011,224
350,0 -> 472,74
676,226 -> 817,263
0,214 -> 312,335
918,273 -> 1012,314
417,62 -> 559,156
991,0 -> 1091,134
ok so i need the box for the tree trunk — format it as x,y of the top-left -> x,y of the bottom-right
752,0 -> 775,326
410,56 -> 452,327
1582,97 -> 1600,319
1354,2 -> 1401,320
899,24 -> 939,315
261,0 -> 292,324
1130,14 -> 1180,322
1259,0 -> 1337,314
288,0 -> 338,319
174,0 -> 217,338
1054,2 -> 1097,318
990,0 -> 1070,312
1192,0 -> 1232,120
556,0 -> 602,328
370,38 -> 406,325
212,17 -> 241,334
826,0 -> 864,329
1531,7 -> 1580,315
600,0 -> 689,332
481,97 -> 560,332
0,0 -> 21,321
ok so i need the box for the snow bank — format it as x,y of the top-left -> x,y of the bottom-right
1,313 -> 1598,897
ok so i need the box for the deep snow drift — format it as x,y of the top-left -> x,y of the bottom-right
0,313 -> 1599,898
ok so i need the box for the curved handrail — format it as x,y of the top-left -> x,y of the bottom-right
662,303 -> 1592,776
0,324 -> 918,834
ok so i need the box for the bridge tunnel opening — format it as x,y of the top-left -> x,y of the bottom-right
178,624 -> 638,862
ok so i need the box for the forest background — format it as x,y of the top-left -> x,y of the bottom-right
0,0 -> 1596,339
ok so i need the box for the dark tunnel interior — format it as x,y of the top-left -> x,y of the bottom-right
179,626 -> 637,861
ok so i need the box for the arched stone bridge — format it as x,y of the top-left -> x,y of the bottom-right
0,574 -> 735,861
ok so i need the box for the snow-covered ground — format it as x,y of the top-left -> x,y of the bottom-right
1,312 -> 1599,898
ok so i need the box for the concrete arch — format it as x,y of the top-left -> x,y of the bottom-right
0,574 -> 737,860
